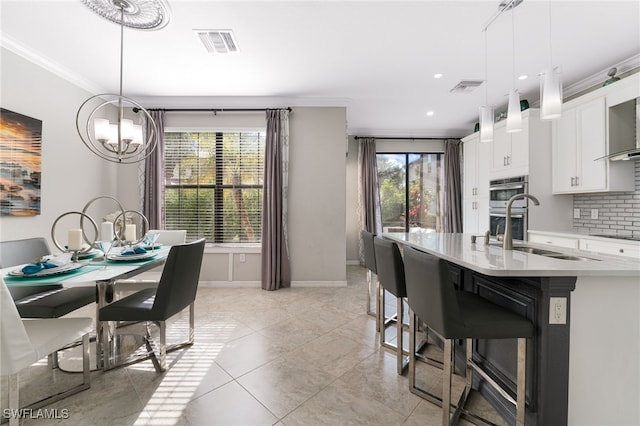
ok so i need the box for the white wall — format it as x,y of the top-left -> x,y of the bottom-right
2,49 -> 348,286
0,48 -> 116,245
288,107 -> 347,285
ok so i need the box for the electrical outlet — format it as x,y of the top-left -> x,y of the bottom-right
591,209 -> 599,219
549,297 -> 567,325
573,208 -> 580,219
239,253 -> 246,263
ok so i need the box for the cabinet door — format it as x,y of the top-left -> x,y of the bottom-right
476,140 -> 490,198
552,108 -> 578,193
463,137 -> 478,199
476,196 -> 489,234
576,98 -> 607,191
509,118 -> 529,171
463,197 -> 478,234
491,124 -> 510,173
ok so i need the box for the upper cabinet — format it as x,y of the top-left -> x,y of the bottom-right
489,109 -> 543,179
551,74 -> 637,194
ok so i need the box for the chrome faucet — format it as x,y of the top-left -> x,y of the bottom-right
503,193 -> 540,250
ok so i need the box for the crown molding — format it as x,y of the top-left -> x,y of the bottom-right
1,33 -> 105,95
133,95 -> 353,109
563,54 -> 640,99
348,128 -> 467,139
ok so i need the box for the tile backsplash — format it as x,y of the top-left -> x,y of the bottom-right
573,161 -> 640,238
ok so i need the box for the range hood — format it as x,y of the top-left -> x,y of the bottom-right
599,96 -> 640,161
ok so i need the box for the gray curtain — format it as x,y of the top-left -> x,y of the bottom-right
261,109 -> 291,291
444,139 -> 462,233
358,137 -> 382,234
143,110 -> 165,230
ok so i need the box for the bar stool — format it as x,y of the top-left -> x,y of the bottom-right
403,246 -> 534,426
360,230 -> 379,327
373,236 -> 410,375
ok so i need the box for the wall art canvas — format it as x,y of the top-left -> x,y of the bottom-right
0,108 -> 42,216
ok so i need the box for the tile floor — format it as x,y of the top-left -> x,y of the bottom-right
2,266 -> 507,426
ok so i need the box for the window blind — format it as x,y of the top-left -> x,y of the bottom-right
164,131 -> 265,243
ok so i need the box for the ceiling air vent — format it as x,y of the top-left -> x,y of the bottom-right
194,29 -> 239,53
450,80 -> 484,93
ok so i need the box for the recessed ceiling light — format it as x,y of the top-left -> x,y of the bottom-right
518,74 -> 528,80
426,111 -> 435,116
433,73 -> 443,79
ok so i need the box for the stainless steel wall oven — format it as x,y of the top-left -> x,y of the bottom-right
489,176 -> 529,241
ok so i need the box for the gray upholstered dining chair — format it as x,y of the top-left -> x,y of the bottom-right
0,276 -> 92,426
99,238 -> 205,372
114,229 -> 187,292
0,238 -> 96,319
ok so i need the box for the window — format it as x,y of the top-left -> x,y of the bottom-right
377,153 -> 444,233
164,130 -> 265,243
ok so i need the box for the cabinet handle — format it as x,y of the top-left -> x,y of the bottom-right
575,176 -> 579,186
507,155 -> 511,165
503,157 -> 507,166
570,177 -> 575,186
620,249 -> 624,253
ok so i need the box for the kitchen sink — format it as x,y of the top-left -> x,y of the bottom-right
511,247 -> 558,256
511,246 -> 600,261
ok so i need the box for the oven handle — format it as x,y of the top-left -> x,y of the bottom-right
490,213 -> 525,219
489,184 -> 526,191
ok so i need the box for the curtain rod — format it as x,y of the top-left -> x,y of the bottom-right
133,107 -> 291,113
354,136 -> 449,141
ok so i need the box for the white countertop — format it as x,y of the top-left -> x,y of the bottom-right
383,232 -> 640,277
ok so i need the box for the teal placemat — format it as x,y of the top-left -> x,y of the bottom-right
4,265 -> 102,286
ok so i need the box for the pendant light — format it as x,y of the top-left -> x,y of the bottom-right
76,0 -> 170,163
506,4 -> 522,133
540,0 -> 562,120
479,29 -> 494,143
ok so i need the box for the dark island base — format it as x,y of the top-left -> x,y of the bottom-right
437,263 -> 577,425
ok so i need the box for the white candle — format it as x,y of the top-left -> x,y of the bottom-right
125,224 -> 137,242
101,221 -> 114,241
68,229 -> 83,251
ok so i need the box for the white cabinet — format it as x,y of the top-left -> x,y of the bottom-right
552,97 -> 609,193
489,112 -> 532,178
529,231 -> 640,259
579,238 -> 640,259
462,132 -> 489,234
529,232 -> 579,249
551,77 -> 635,194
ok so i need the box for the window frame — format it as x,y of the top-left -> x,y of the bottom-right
376,151 -> 444,233
163,127 -> 266,244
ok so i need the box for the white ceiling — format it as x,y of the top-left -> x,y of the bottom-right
1,0 -> 639,138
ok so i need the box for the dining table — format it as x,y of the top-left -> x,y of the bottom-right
2,246 -> 172,370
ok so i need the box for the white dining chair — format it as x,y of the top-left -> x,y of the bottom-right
0,276 -> 92,426
114,229 -> 187,292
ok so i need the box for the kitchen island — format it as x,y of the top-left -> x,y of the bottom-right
383,232 -> 640,426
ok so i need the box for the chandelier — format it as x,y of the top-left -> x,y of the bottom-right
76,0 -> 170,163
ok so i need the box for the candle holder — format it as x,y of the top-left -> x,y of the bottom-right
113,210 -> 149,247
81,195 -> 125,242
51,211 -> 99,262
